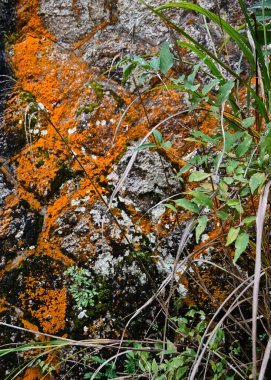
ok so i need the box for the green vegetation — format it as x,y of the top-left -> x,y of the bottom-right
64,266 -> 98,311
3,1 -> 271,379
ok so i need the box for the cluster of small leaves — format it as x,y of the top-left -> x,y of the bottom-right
119,22 -> 271,263
83,356 -> 117,379
110,309 -> 234,380
64,266 -> 97,309
121,41 -> 174,86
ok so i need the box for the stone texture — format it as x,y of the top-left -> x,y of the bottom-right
0,0 -> 255,377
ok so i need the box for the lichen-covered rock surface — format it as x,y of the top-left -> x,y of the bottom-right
0,0 -> 253,378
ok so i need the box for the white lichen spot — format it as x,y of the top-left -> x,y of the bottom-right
68,127 -> 77,135
201,234 -> 209,242
71,198 -> 81,206
78,310 -> 88,319
151,204 -> 166,220
75,206 -> 86,213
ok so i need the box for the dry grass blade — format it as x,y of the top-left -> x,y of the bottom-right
258,335 -> 271,380
252,181 -> 271,379
189,271 -> 266,380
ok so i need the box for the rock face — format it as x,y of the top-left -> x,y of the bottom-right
0,0 -> 253,378
0,0 -> 16,114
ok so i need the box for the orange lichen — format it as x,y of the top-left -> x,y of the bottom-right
1,0 -> 226,340
16,367 -> 53,380
20,280 -> 67,334
21,318 -> 39,332
0,296 -> 8,313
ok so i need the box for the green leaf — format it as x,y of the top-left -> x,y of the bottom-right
226,160 -> 240,174
176,367 -> 187,378
153,129 -> 163,145
234,233 -> 249,263
174,199 -> 200,214
215,80 -> 235,105
196,215 -> 208,243
189,191 -> 213,208
151,359 -> 159,375
261,122 -> 271,154
240,186 -> 250,197
249,172 -> 266,194
177,163 -> 192,176
191,130 -> 218,145
243,216 -> 256,226
252,1 -> 271,9
149,57 -> 160,71
241,116 -> 255,128
202,79 -> 220,96
224,131 -> 243,153
159,41 -> 174,74
218,211 -> 229,220
236,134 -> 253,157
122,62 -> 137,84
226,227 -> 240,246
223,177 -> 234,185
165,203 -> 177,212
227,199 -> 243,213
189,172 -> 211,182
135,143 -> 157,151
162,141 -> 172,149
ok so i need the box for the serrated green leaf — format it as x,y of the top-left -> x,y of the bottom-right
159,41 -> 174,74
196,215 -> 208,243
165,203 -> 177,213
234,233 -> 249,263
189,191 -> 213,208
174,199 -> 200,214
226,227 -> 240,246
249,172 -> 266,194
189,172 -> 211,182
